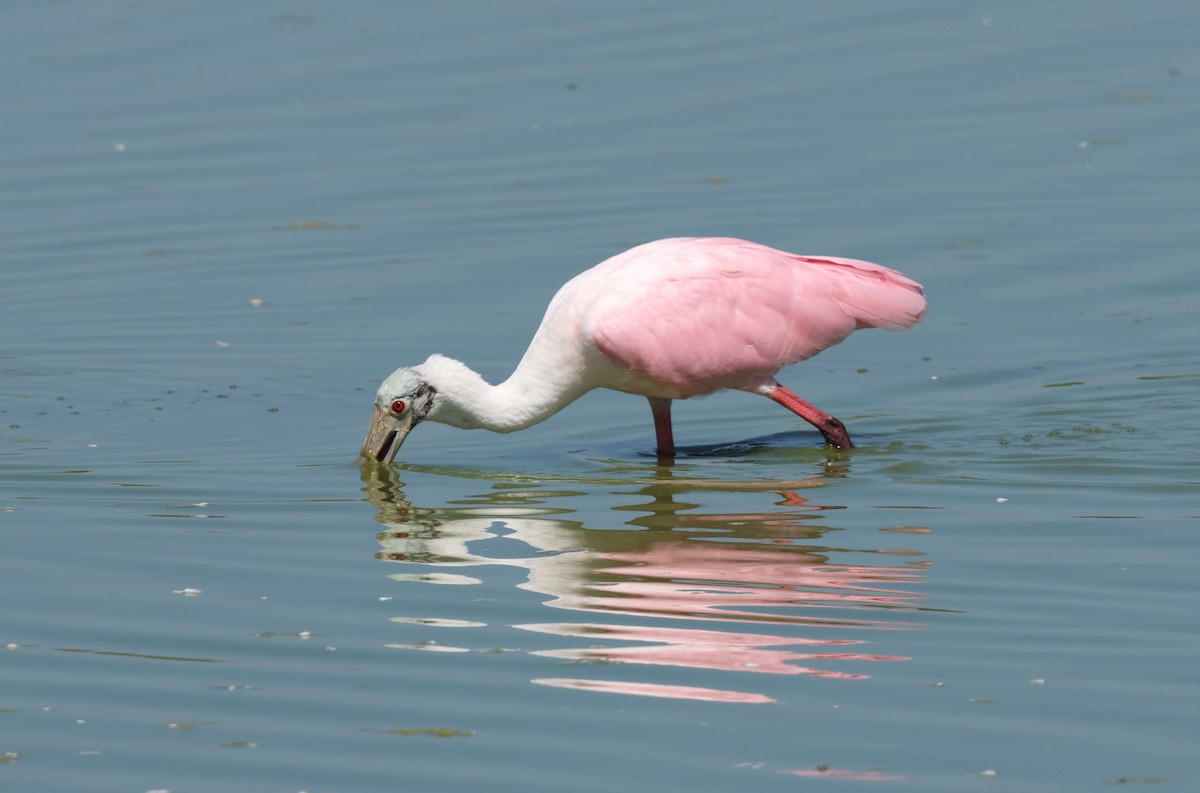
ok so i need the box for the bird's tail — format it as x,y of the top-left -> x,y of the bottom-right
796,255 -> 927,331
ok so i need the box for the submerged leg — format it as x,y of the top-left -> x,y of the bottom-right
766,385 -> 854,449
647,396 -> 676,458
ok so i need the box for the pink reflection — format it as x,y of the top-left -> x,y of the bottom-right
544,542 -> 924,630
521,622 -> 907,678
778,767 -> 905,781
532,677 -> 775,703
738,761 -> 905,781
365,465 -> 931,703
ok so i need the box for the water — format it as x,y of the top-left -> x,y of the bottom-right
3,1 -> 1198,790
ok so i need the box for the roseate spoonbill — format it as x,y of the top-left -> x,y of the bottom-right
362,237 -> 925,461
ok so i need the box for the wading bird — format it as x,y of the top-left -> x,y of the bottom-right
362,237 -> 925,461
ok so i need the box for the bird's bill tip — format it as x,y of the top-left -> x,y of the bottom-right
360,404 -> 414,465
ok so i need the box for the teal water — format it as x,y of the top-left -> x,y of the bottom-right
3,1 -> 1198,791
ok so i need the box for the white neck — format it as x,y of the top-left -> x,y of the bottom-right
416,348 -> 592,434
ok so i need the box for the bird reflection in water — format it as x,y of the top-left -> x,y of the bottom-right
361,463 -> 932,704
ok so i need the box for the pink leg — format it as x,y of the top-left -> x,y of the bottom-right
647,396 -> 676,457
767,386 -> 854,449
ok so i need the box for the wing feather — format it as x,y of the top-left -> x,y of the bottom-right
579,238 -> 925,397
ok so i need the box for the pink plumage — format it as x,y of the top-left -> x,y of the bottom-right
363,237 -> 926,462
565,238 -> 925,397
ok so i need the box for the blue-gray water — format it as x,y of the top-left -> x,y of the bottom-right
3,1 -> 1198,791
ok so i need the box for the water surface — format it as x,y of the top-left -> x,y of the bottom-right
3,1 -> 1198,791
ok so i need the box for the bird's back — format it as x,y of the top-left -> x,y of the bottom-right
558,237 -> 926,398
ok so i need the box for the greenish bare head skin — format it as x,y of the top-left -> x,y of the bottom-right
360,367 -> 439,464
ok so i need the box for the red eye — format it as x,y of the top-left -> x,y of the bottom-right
390,400 -> 406,414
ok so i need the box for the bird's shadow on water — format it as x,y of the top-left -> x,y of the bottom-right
631,430 -> 844,459
618,427 -> 895,464
351,428 -> 862,484
370,435 -> 858,487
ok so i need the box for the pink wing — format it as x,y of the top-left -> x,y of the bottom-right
582,238 -> 926,397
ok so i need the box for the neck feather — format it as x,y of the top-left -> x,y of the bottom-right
417,352 -> 590,433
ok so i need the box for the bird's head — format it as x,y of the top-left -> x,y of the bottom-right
360,366 -> 439,464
